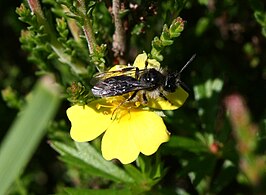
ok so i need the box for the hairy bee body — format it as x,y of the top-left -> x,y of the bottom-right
91,55 -> 196,104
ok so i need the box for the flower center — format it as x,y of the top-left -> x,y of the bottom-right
95,96 -> 143,120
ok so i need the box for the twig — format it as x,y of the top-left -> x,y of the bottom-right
83,18 -> 96,54
77,0 -> 97,54
112,0 -> 126,61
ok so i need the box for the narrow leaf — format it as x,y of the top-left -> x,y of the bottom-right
59,187 -> 133,195
0,76 -> 61,195
51,141 -> 134,183
167,136 -> 208,153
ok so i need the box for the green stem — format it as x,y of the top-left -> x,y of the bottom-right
51,45 -> 87,74
83,17 -> 96,54
63,5 -> 81,43
78,0 -> 97,54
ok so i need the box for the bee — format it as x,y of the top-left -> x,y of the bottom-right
91,54 -> 196,105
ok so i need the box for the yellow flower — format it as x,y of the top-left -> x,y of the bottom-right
66,53 -> 189,164
67,98 -> 170,164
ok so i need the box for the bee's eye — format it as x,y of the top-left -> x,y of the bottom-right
146,75 -> 154,82
164,75 -> 177,92
164,83 -> 176,92
142,69 -> 156,82
145,76 -> 150,81
140,69 -> 164,90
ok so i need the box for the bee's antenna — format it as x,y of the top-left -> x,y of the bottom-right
178,54 -> 196,74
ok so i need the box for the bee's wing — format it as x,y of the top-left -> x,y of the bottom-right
90,66 -> 137,85
91,75 -> 150,97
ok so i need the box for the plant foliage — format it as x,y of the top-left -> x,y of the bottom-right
0,0 -> 265,194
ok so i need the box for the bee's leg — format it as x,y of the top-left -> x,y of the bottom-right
142,92 -> 148,104
135,67 -> 140,79
145,59 -> 149,69
111,91 -> 139,120
111,101 -> 126,120
127,90 -> 138,101
177,80 -> 191,92
111,109 -> 119,120
159,92 -> 174,105
159,92 -> 168,101
129,90 -> 148,104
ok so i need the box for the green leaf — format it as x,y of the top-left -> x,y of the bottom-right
198,0 -> 209,6
149,17 -> 185,61
124,164 -> 146,183
169,17 -> 184,37
210,161 -> 237,193
167,136 -> 208,153
50,141 -> 134,183
58,187 -> 133,195
188,155 -> 216,187
254,11 -> 266,37
131,23 -> 145,35
254,11 -> 266,26
0,76 -> 61,195
195,17 -> 209,36
193,78 -> 223,100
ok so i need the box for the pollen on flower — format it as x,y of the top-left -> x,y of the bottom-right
95,103 -> 102,110
134,101 -> 141,107
103,110 -> 110,115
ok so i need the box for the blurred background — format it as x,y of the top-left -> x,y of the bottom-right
0,0 -> 266,194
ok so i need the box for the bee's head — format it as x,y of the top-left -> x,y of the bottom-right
164,54 -> 196,93
140,68 -> 164,89
163,73 -> 179,92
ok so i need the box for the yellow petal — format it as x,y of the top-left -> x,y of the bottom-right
101,110 -> 169,164
132,53 -> 147,69
147,87 -> 189,110
147,58 -> 160,69
165,87 -> 189,107
130,111 -> 170,155
67,104 -> 112,142
133,53 -> 161,69
108,65 -> 127,71
101,113 -> 140,164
